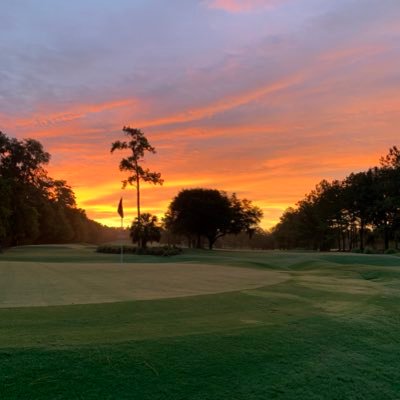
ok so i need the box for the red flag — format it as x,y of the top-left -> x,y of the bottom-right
117,198 -> 124,218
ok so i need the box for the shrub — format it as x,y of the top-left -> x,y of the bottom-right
384,248 -> 397,254
363,247 -> 375,254
96,245 -> 182,256
351,248 -> 362,253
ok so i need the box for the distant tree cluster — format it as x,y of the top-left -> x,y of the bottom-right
0,131 -> 119,247
213,228 -> 274,250
272,147 -> 400,252
164,188 -> 263,249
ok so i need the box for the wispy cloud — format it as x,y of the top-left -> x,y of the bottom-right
134,72 -> 305,128
16,99 -> 138,129
204,0 -> 287,13
2,0 -> 400,229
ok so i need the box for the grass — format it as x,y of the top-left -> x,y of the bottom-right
1,245 -> 400,399
0,261 -> 286,307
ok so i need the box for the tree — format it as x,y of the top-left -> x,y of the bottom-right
111,127 -> 163,248
343,171 -> 376,251
0,178 -> 11,243
271,147 -> 400,252
0,132 -> 51,245
368,167 -> 400,250
272,207 -> 301,249
165,188 -> 263,249
272,180 -> 346,251
0,131 -> 122,247
228,194 -> 263,237
130,213 -> 162,248
380,146 -> 400,169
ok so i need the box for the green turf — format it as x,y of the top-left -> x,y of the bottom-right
1,246 -> 400,399
4,244 -> 400,267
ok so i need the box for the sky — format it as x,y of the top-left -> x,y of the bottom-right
1,0 -> 400,229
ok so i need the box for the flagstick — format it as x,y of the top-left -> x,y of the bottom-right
117,197 -> 124,264
120,216 -> 124,264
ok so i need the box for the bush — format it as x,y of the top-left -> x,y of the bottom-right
384,248 -> 398,254
363,247 -> 375,254
351,248 -> 362,253
96,245 -> 182,257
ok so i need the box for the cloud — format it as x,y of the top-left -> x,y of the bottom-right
132,72 -> 305,129
2,0 -> 400,230
204,0 -> 286,13
16,99 -> 138,129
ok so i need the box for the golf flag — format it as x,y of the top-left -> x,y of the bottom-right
117,198 -> 124,219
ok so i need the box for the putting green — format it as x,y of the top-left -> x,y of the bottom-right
0,261 -> 289,307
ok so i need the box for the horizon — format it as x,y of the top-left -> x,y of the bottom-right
2,0 -> 400,229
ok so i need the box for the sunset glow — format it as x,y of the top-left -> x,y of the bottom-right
2,0 -> 400,229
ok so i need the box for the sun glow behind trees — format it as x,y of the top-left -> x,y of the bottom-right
273,147 -> 400,251
0,131 -> 119,246
2,1 -> 400,229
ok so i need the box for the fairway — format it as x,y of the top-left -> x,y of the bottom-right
2,246 -> 400,399
0,261 -> 288,307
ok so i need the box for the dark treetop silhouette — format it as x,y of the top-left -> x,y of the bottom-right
272,146 -> 400,252
130,213 -> 162,249
165,188 -> 263,249
111,127 -> 163,248
0,131 -> 118,246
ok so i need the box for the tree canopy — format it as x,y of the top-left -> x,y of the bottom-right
272,146 -> 400,252
165,188 -> 263,249
130,213 -> 162,249
0,131 -> 118,247
111,127 -> 163,210
111,127 -> 163,248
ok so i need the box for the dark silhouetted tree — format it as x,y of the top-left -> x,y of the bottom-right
343,171 -> 376,251
130,213 -> 162,248
0,131 -> 121,247
380,146 -> 400,169
228,194 -> 263,237
111,127 -> 163,247
272,146 -> 400,252
165,188 -> 263,249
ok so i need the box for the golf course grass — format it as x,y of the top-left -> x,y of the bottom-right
1,245 -> 400,399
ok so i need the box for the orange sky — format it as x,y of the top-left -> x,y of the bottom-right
2,0 -> 400,229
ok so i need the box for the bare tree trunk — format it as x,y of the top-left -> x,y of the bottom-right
359,220 -> 365,252
384,222 -> 389,250
347,230 -> 352,251
196,234 -> 202,249
136,175 -> 140,219
337,230 -> 342,252
135,162 -> 142,248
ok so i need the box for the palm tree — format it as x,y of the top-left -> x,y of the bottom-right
130,213 -> 162,248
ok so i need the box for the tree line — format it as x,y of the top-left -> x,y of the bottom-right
272,147 -> 400,252
0,131 -> 119,248
0,128 -> 263,251
7,126 -> 398,253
